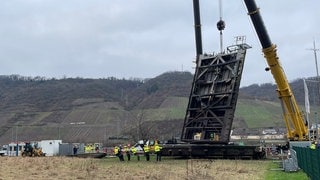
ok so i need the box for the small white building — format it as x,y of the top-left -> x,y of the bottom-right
38,140 -> 62,156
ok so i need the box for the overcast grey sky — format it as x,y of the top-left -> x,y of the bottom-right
0,0 -> 319,87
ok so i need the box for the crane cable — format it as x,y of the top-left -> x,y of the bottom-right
216,0 -> 225,53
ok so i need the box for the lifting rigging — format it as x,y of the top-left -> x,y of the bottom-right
216,0 -> 225,53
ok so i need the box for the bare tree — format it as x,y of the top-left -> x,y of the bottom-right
123,109 -> 155,142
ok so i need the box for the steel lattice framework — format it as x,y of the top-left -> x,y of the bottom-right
181,43 -> 251,144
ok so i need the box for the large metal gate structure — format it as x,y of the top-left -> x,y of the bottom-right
181,42 -> 251,144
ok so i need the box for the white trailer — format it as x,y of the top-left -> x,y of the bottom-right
38,140 -> 62,156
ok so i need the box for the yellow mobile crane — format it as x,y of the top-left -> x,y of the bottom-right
243,0 -> 308,141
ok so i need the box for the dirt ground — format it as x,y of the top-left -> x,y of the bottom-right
0,156 -> 268,180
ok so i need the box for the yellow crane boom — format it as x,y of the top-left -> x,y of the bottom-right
244,0 -> 308,141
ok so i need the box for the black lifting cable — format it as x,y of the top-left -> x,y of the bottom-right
216,0 -> 225,53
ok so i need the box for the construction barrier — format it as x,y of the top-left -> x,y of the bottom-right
293,146 -> 320,180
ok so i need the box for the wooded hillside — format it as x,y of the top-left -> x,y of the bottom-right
0,72 -> 314,145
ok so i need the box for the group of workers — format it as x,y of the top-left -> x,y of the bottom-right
84,143 -> 100,153
113,143 -> 163,162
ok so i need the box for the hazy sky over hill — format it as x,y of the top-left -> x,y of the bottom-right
0,0 -> 319,86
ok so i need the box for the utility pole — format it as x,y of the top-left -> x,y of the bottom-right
307,39 -> 320,141
307,40 -> 320,81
